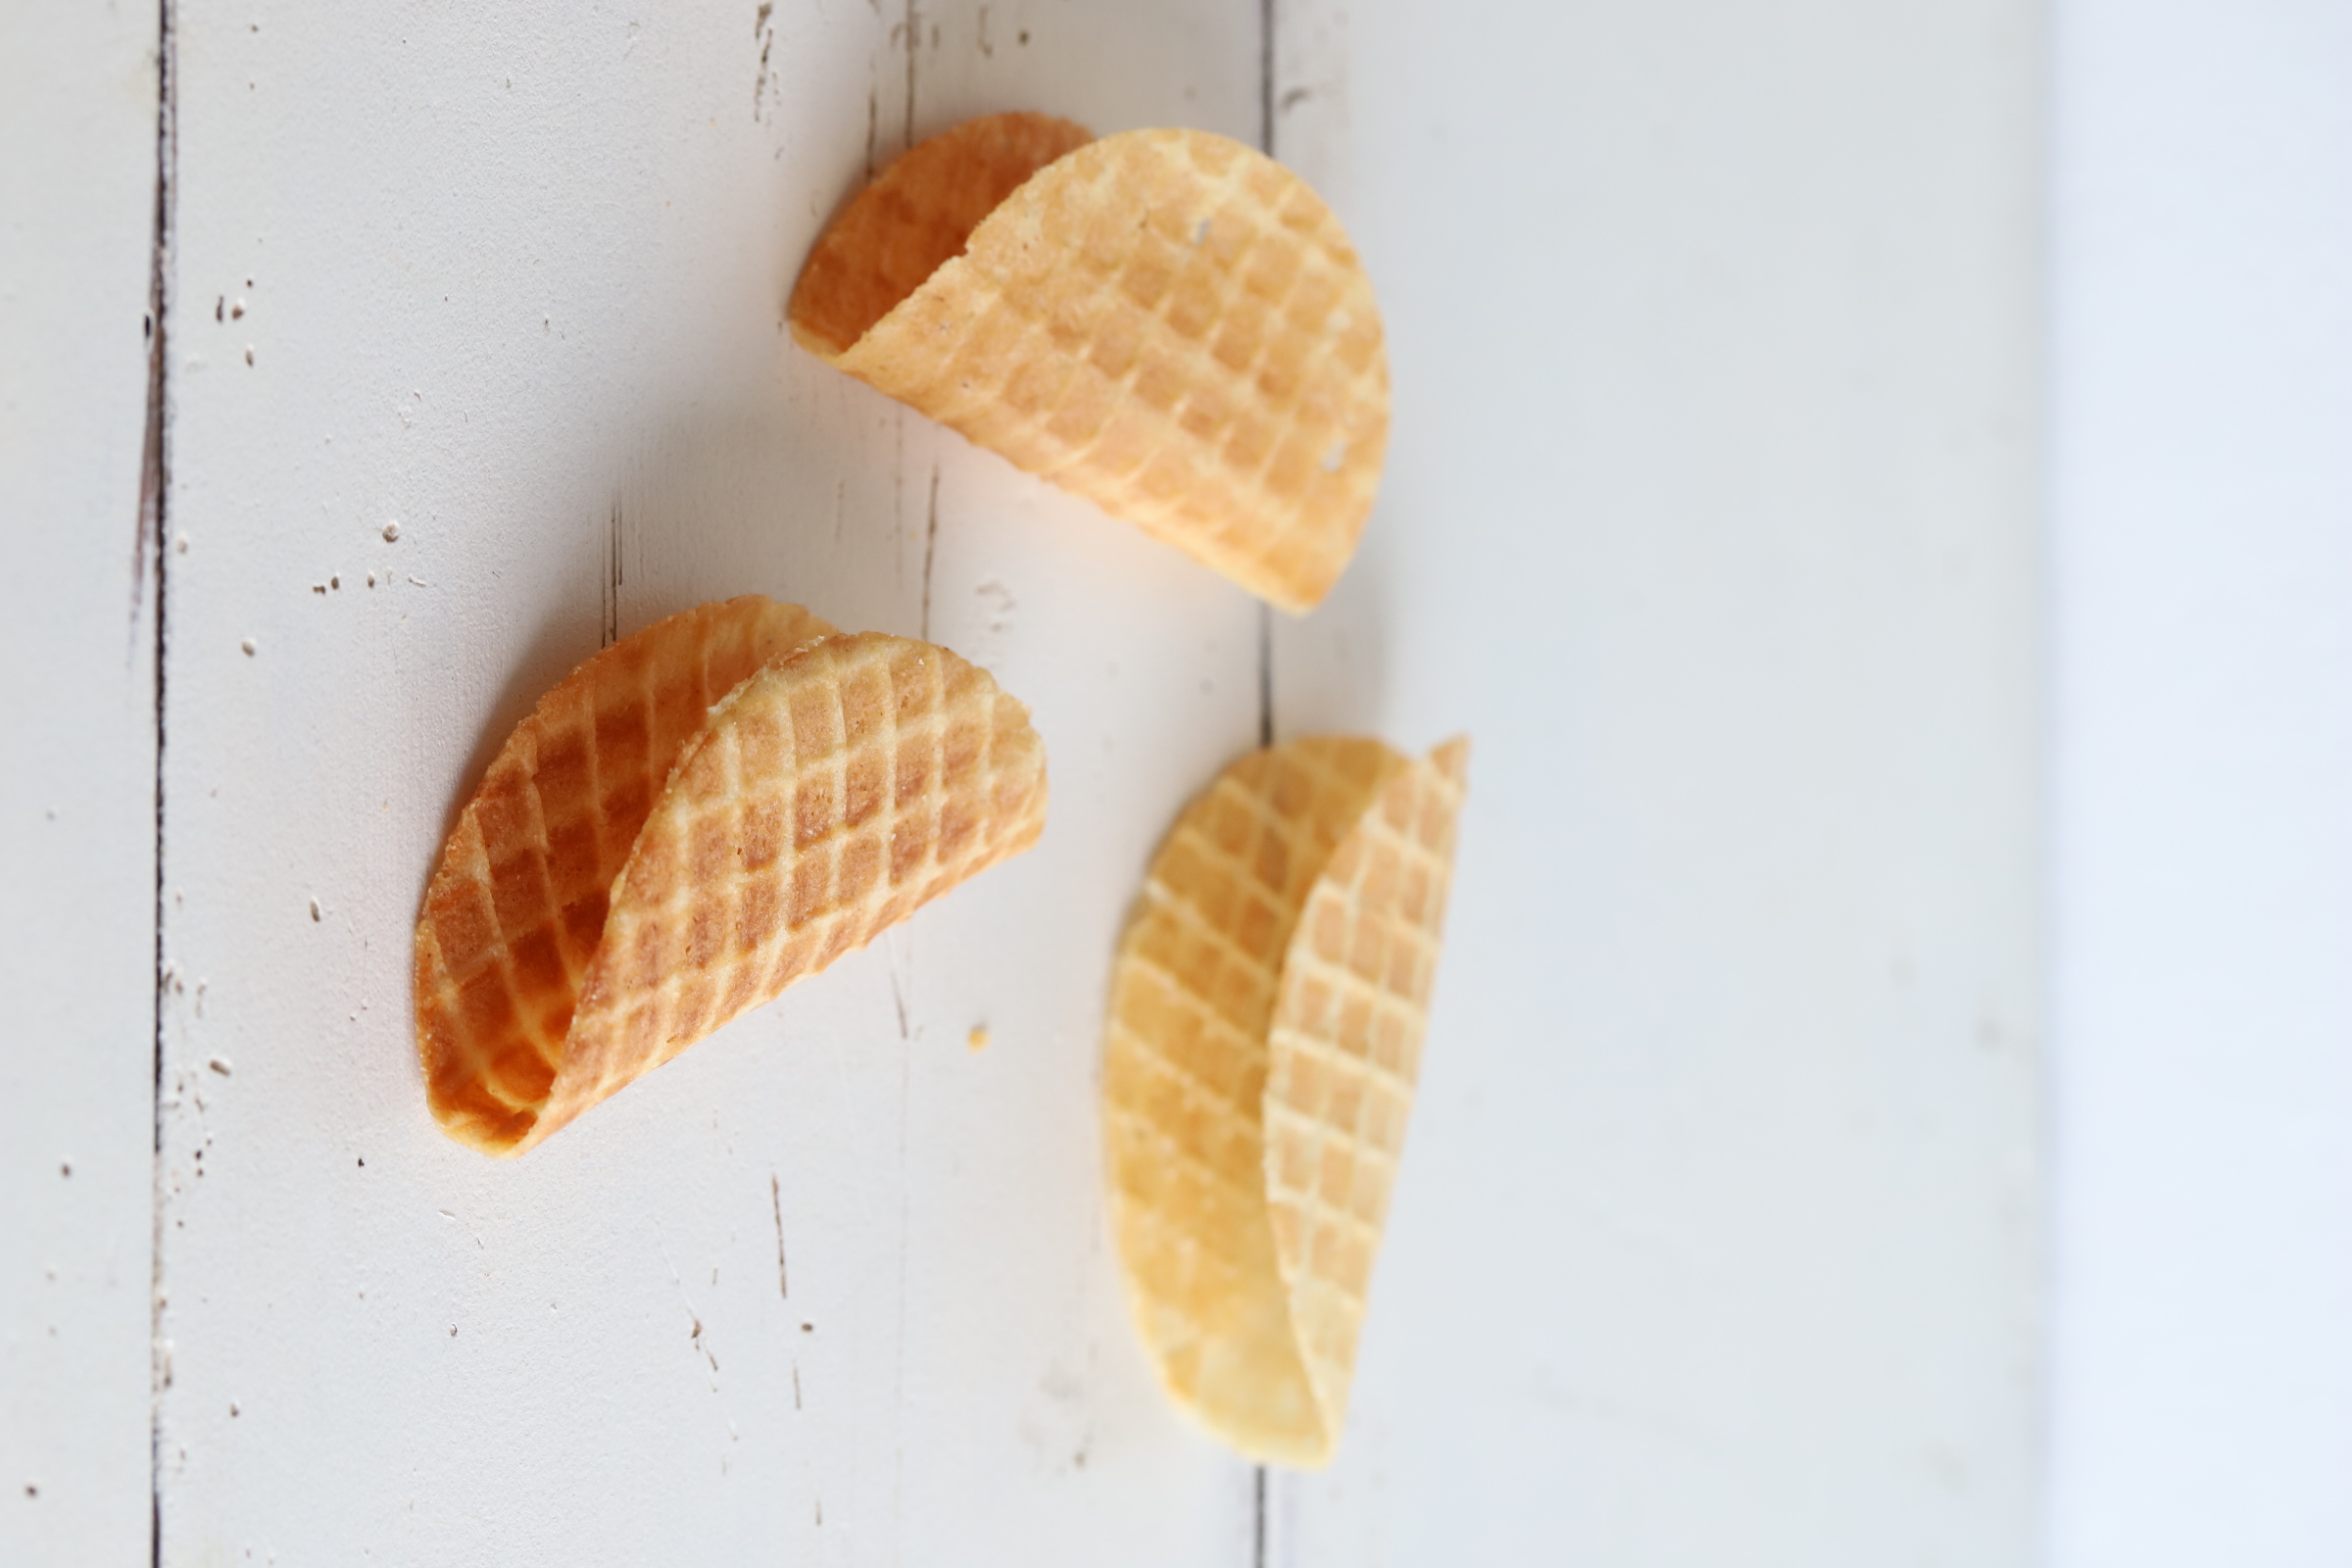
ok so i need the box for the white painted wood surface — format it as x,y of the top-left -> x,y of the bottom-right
6,1 -> 2059,1563
0,6 -> 163,1564
1268,2 -> 2041,1561
155,2 -> 1267,1562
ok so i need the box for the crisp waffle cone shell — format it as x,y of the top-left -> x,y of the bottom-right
416,606 -> 1046,1155
790,114 -> 1389,614
1263,737 -> 1469,1442
1102,735 -> 1466,1465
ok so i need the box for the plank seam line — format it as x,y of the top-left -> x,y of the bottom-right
143,0 -> 177,1563
1254,0 -> 1279,1556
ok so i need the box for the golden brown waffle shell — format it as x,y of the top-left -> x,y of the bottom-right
416,606 -> 1046,1156
790,114 -> 1389,614
1102,735 -> 1466,1465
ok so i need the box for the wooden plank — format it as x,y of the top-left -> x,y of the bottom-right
0,6 -> 165,1564
1268,0 -> 2042,1560
2046,4 -> 2352,1561
156,2 -> 1267,1560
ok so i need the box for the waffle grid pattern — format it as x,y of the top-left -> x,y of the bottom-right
1102,737 -> 1404,1462
414,597 -> 833,1152
415,611 -> 1045,1158
1263,739 -> 1470,1432
789,112 -> 1093,359
805,122 -> 1388,612
562,633 -> 1047,1135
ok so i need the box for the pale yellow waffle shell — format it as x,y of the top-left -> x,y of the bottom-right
790,114 -> 1389,613
1103,735 -> 1467,1464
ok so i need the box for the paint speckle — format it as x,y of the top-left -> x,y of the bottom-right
329,575 -> 339,589
382,521 -> 400,542
1192,217 -> 1210,245
240,638 -> 256,656
244,346 -> 255,366
174,532 -> 188,553
974,576 -> 1016,637
208,1056 -> 232,1076
1322,440 -> 1348,473
967,1025 -> 991,1053
309,898 -> 321,921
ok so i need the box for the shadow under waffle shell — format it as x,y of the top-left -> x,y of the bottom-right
790,113 -> 1389,614
1102,734 -> 1468,1466
415,604 -> 1047,1156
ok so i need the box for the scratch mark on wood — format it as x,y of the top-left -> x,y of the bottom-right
770,1173 -> 789,1299
658,1231 -> 720,1379
865,84 -> 878,182
753,1 -> 776,119
902,0 -> 920,151
919,464 -> 940,642
1258,0 -> 1277,156
602,501 -> 624,647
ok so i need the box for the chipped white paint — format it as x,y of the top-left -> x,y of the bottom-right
0,5 -> 163,1564
154,1 -> 1271,1563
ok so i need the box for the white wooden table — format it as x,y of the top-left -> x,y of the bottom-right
8,1 -> 2068,1562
